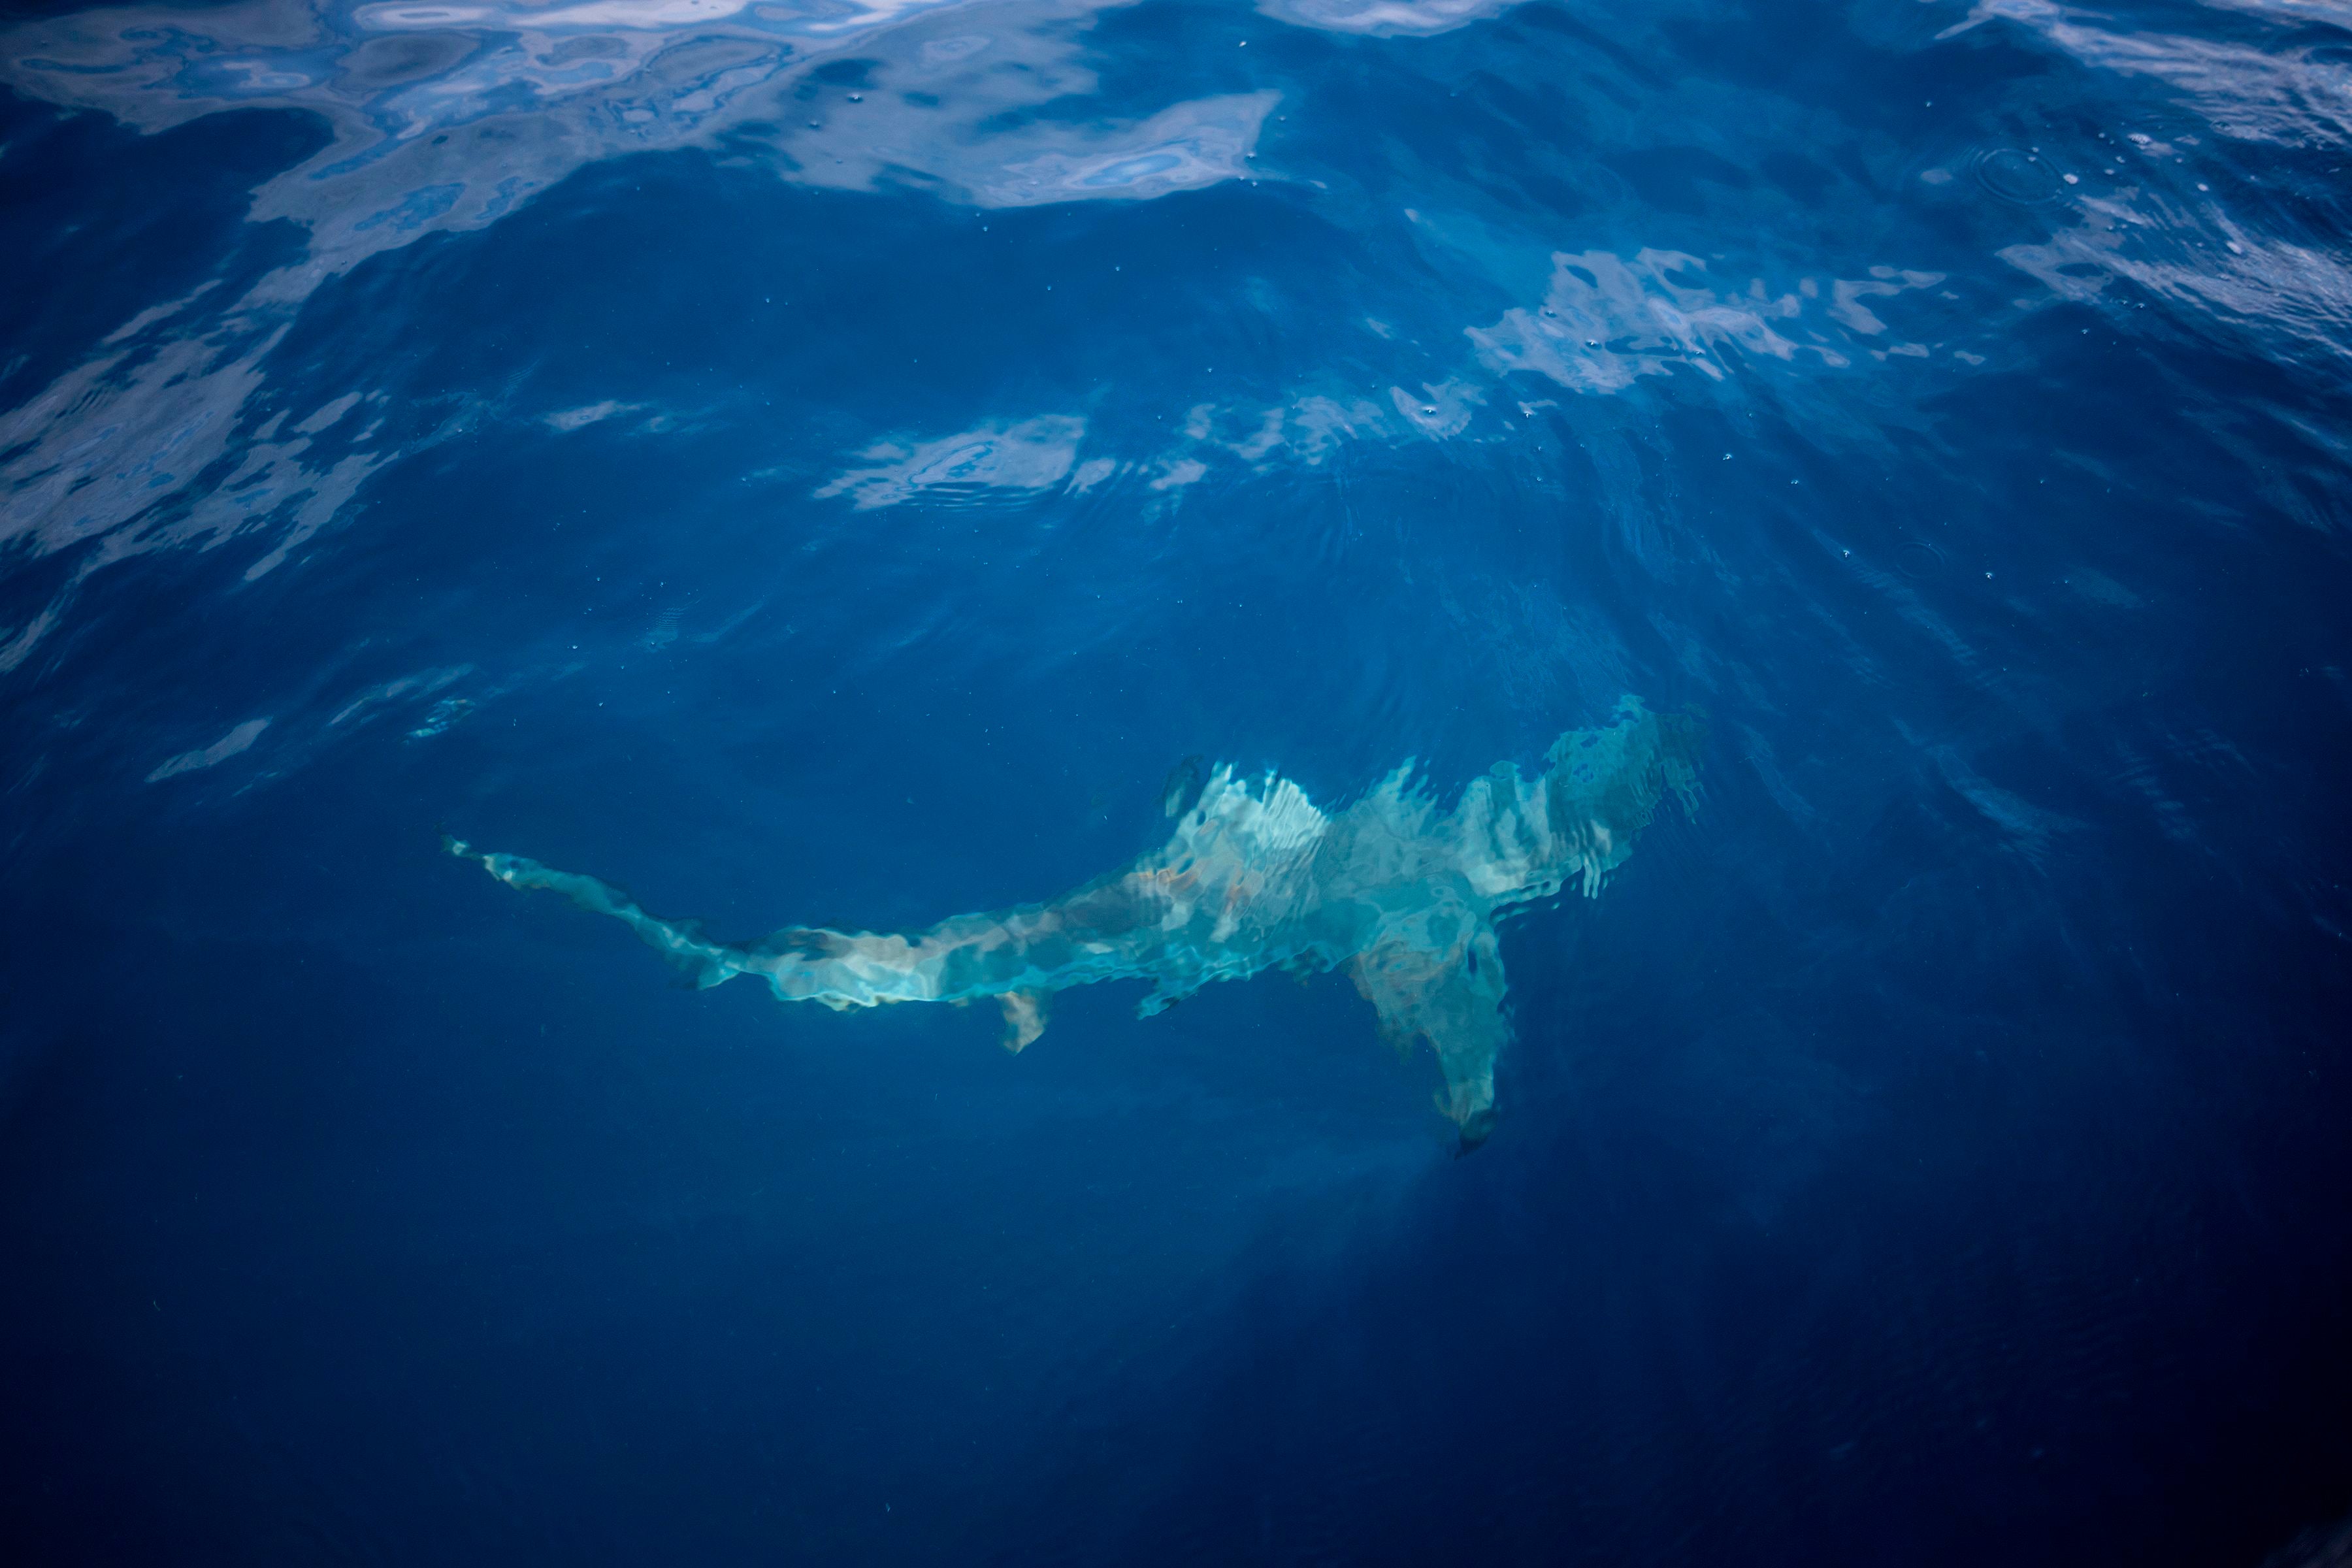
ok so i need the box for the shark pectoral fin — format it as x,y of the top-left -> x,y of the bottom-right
1350,919 -> 1511,1151
1000,990 -> 1051,1053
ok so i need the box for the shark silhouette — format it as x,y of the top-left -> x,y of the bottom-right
451,697 -> 1703,1148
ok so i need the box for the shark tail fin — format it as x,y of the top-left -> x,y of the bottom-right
449,837 -> 745,990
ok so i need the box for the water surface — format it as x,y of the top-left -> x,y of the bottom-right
3,1 -> 2351,1563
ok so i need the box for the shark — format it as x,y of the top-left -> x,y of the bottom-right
450,696 -> 1703,1149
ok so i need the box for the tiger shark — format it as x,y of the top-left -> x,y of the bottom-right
451,696 -> 1703,1148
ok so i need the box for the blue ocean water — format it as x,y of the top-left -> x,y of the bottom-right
4,0 -> 2352,1561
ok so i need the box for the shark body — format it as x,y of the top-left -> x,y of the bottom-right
453,697 -> 1703,1147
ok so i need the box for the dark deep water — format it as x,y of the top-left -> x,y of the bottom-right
5,1 -> 2352,1562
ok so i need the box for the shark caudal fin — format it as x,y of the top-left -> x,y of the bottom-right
1349,910 -> 1509,1152
446,836 -> 746,990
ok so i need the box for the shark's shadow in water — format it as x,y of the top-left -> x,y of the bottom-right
452,698 -> 1704,1148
